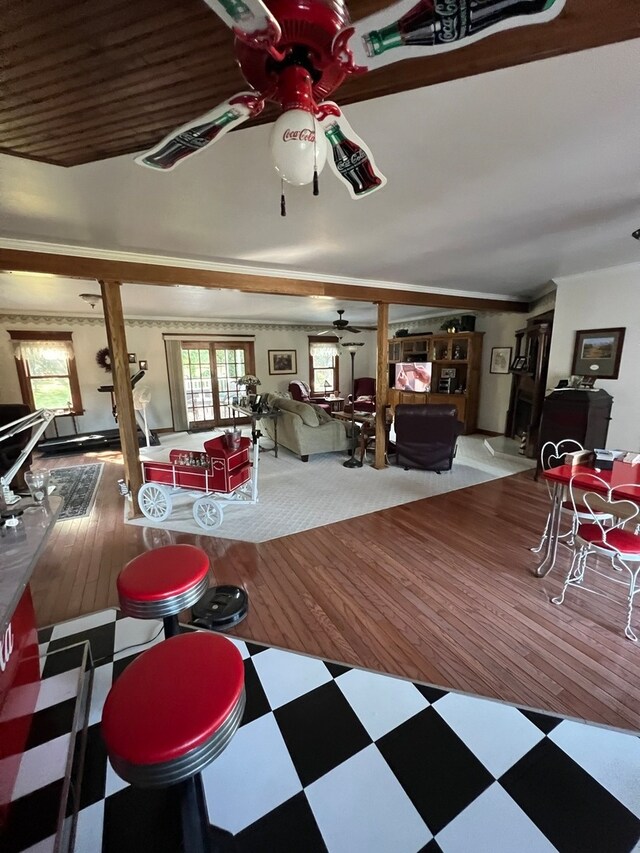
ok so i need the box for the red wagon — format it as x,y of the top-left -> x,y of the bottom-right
138,435 -> 258,530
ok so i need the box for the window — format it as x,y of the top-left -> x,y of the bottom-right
10,331 -> 83,413
308,336 -> 339,395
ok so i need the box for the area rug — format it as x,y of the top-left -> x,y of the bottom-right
127,433 -> 532,543
50,463 -> 104,520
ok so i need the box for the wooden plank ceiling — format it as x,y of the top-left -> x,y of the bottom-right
1,0 -> 637,167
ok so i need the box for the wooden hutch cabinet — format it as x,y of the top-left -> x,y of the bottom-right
387,332 -> 484,434
505,315 -> 552,458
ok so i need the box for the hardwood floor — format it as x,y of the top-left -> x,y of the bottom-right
30,448 -> 640,731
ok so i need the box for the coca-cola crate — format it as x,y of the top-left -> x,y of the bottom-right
203,436 -> 251,472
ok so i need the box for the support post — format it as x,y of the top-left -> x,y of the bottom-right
99,279 -> 142,517
374,302 -> 389,470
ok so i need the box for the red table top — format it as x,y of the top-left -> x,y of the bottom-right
544,461 -> 640,502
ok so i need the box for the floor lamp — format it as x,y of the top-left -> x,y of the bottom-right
342,340 -> 365,469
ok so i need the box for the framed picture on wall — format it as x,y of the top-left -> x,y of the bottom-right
490,347 -> 512,374
571,327 -> 625,379
268,349 -> 297,375
128,352 -> 136,363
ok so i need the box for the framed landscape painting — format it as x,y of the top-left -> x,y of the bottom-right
571,328 -> 625,379
268,349 -> 297,375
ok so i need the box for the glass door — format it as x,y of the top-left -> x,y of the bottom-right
181,343 -> 215,429
213,343 -> 254,425
181,341 -> 255,429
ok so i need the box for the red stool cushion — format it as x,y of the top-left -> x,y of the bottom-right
118,544 -> 209,602
102,631 -> 244,765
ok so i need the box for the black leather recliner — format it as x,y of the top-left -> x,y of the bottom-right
0,403 -> 34,491
394,404 -> 462,472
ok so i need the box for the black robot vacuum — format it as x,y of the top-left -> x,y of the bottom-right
190,585 -> 248,631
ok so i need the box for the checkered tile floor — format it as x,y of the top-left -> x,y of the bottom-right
5,609 -> 640,853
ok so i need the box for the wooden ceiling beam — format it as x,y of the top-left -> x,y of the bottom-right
0,248 -> 529,313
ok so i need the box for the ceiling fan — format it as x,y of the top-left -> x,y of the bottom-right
318,309 -> 362,335
136,0 -> 565,201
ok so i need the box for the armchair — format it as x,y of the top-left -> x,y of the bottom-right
344,377 -> 376,414
394,404 -> 462,472
287,380 -> 332,414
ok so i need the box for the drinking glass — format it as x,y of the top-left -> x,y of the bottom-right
24,470 -> 50,504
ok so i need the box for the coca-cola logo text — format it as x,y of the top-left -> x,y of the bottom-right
283,128 -> 316,143
336,149 -> 368,173
435,0 -> 467,42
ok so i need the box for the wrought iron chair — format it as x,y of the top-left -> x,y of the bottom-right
531,440 -> 612,553
552,473 -> 640,642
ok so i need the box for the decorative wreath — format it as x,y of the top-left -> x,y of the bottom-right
96,347 -> 112,372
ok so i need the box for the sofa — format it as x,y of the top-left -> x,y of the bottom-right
260,394 -> 351,461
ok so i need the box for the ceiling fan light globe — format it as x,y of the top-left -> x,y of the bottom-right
270,109 -> 327,187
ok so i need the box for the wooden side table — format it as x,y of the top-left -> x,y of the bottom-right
323,397 -> 344,413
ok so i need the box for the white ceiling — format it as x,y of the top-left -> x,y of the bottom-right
1,38 -> 639,306
0,273 -> 446,325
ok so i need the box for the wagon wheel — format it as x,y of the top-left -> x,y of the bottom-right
193,496 -> 224,530
138,483 -> 172,522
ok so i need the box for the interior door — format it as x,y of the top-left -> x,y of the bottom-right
181,341 -> 255,429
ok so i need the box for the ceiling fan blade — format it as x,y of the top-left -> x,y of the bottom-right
201,0 -> 282,50
333,0 -> 566,73
135,92 -> 264,171
318,103 -> 386,199
345,325 -> 362,333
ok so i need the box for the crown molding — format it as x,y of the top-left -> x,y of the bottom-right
0,311 -> 348,333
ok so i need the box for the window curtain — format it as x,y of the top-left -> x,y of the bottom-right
310,340 -> 340,363
12,340 -> 75,361
164,339 -> 188,432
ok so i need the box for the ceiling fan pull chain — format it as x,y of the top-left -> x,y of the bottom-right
313,134 -> 319,196
280,179 -> 286,217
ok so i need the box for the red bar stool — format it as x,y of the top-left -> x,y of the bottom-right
117,544 -> 210,638
102,631 -> 245,853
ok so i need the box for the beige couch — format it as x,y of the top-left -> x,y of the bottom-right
260,394 -> 351,461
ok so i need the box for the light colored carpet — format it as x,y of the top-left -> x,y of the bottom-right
127,430 -> 531,543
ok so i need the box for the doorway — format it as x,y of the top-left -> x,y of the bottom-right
181,341 -> 255,429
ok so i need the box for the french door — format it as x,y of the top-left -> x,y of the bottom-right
181,342 -> 254,428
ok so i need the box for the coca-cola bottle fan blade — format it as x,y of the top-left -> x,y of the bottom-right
337,0 -> 566,73
135,93 -> 264,171
318,103 -> 387,200
200,0 -> 282,50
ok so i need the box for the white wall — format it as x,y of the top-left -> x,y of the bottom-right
547,263 -> 640,450
0,314 -> 377,433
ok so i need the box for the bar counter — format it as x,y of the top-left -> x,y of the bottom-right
0,497 -> 62,637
